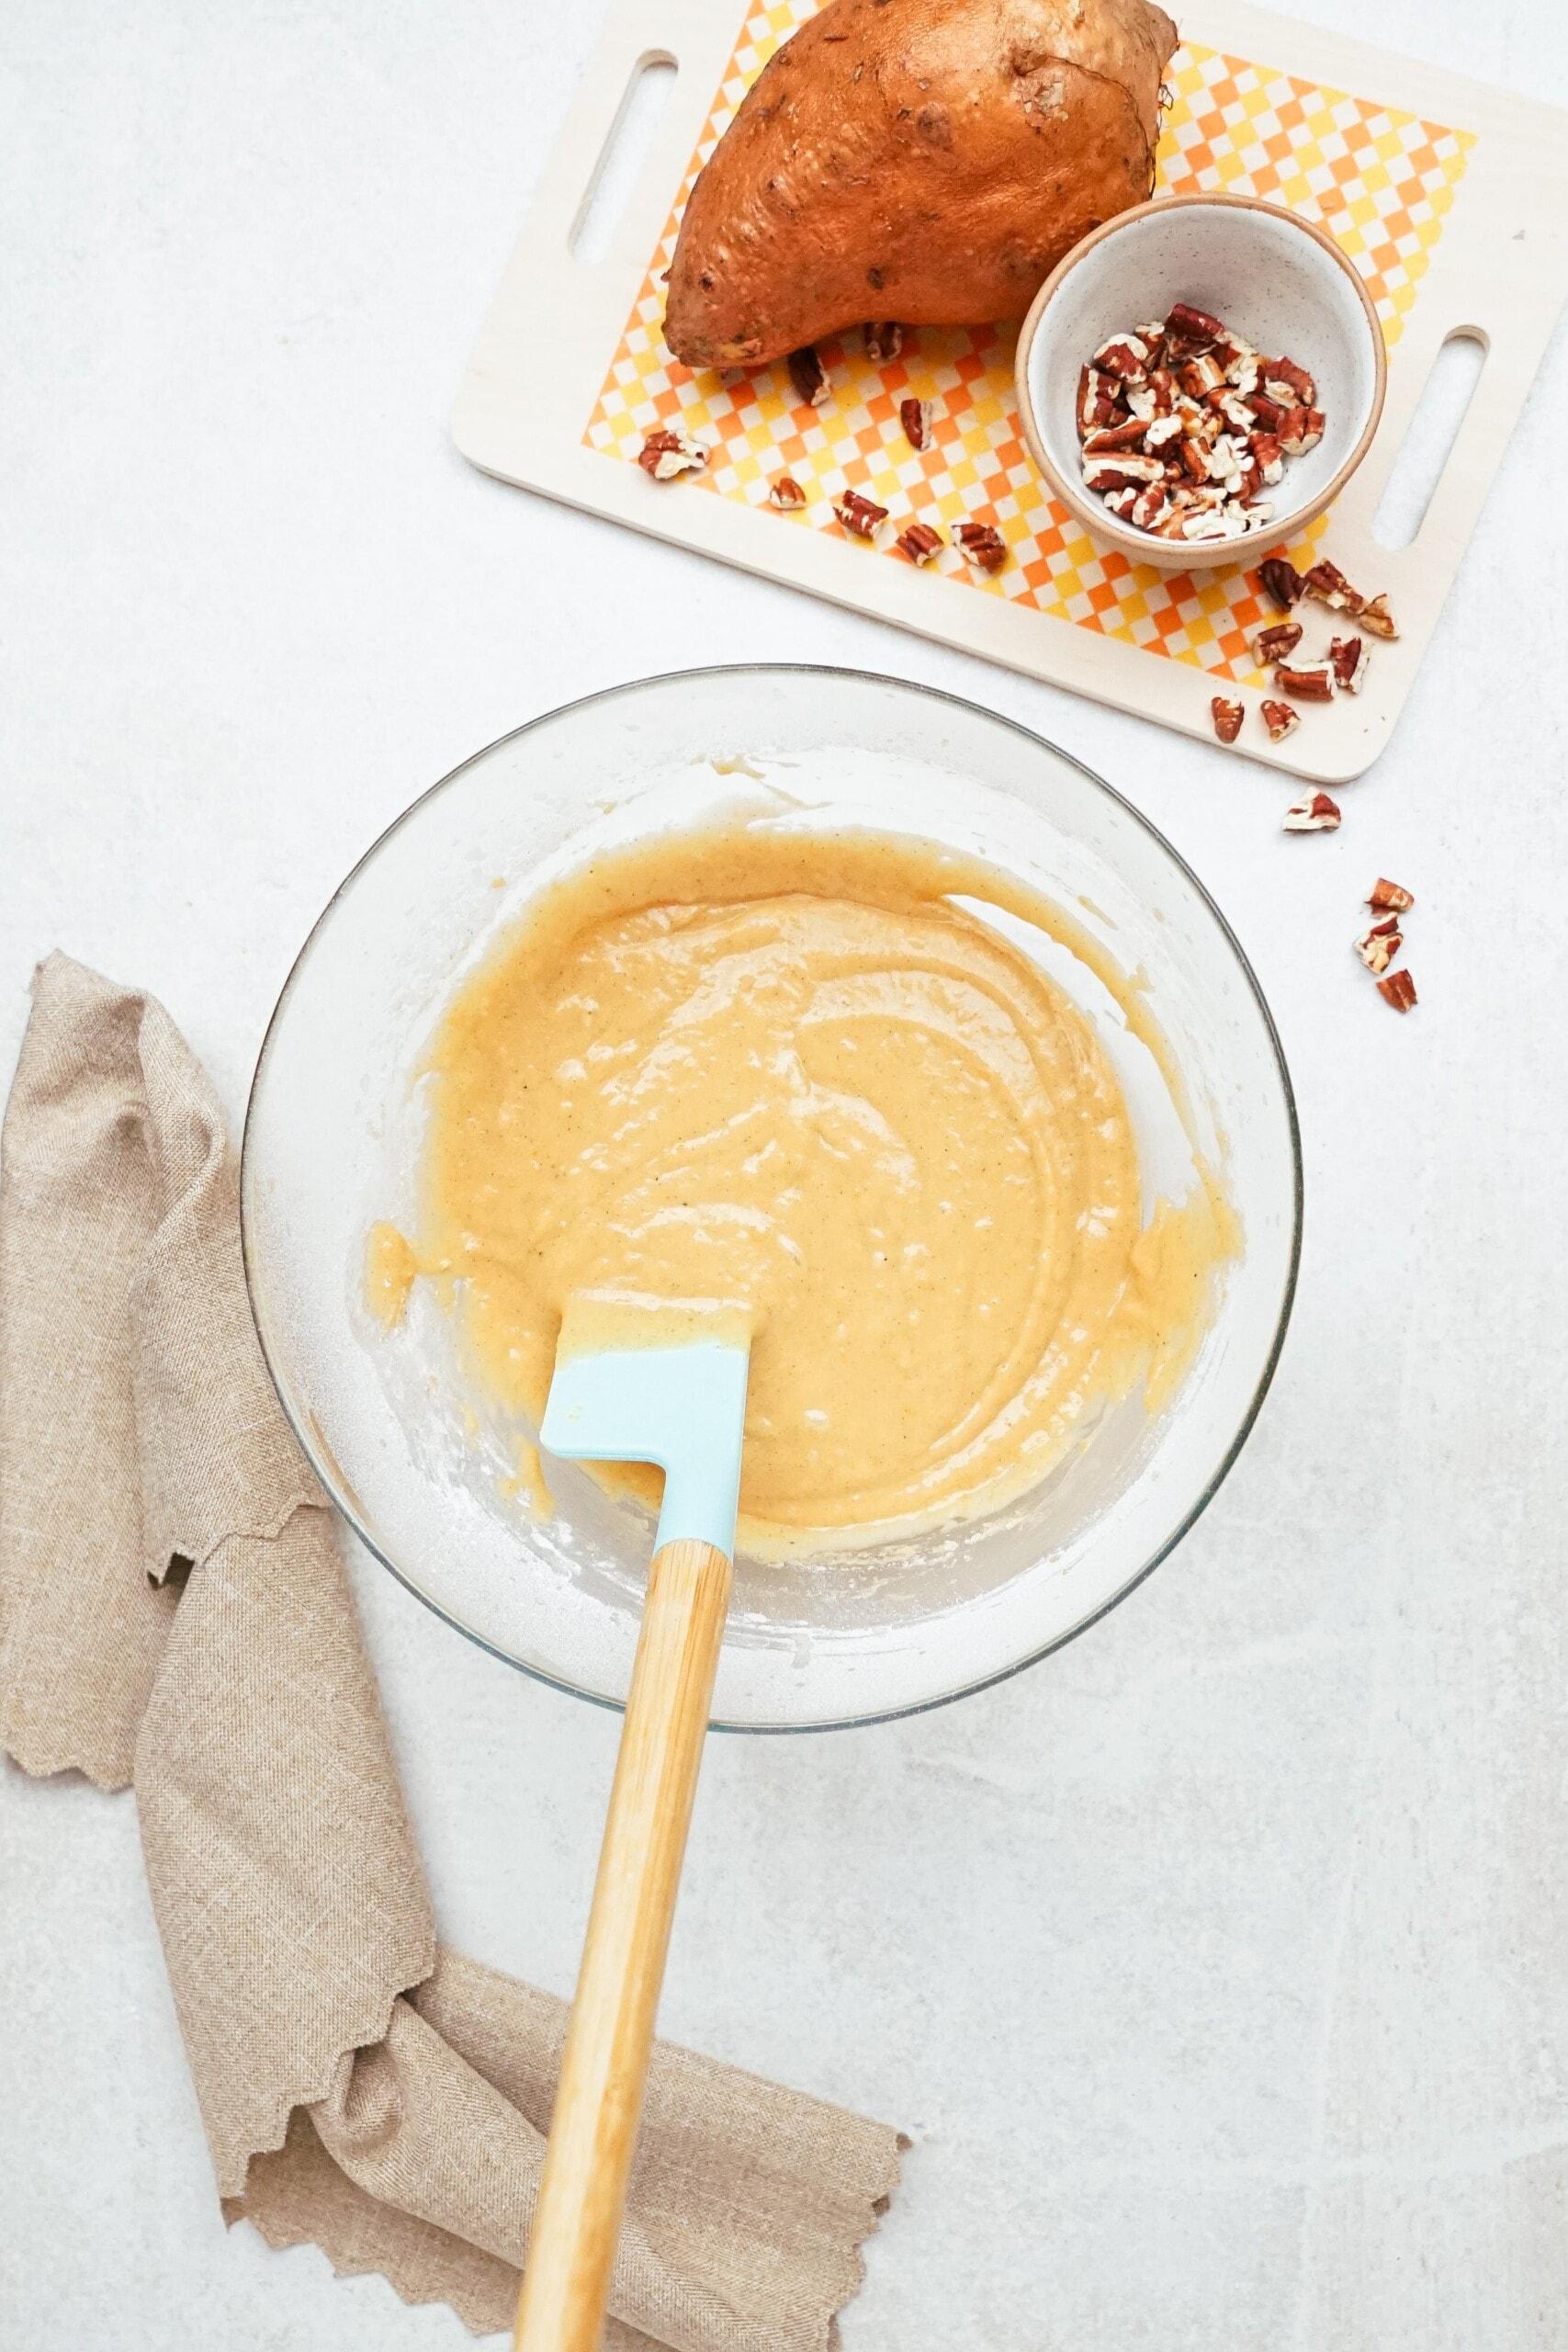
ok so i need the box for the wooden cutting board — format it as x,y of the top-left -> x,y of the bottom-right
453,0 -> 1568,782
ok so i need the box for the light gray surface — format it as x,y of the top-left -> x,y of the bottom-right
2,1 -> 1565,2345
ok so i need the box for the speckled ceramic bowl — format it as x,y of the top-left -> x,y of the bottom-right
1015,193 -> 1386,571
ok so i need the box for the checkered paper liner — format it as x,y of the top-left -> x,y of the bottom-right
585,7 -> 1473,685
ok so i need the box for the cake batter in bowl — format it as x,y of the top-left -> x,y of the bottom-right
242,667 -> 1301,1729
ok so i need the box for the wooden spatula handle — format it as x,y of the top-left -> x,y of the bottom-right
513,1536 -> 733,2352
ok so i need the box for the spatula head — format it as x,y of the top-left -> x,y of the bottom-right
541,1295 -> 751,1559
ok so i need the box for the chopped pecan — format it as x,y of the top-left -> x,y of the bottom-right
1258,557 -> 1304,610
1077,366 -> 1121,435
1359,593 -> 1399,639
1102,486 -> 1141,520
1249,432 -> 1284,485
1205,432 -> 1249,486
1211,695 -> 1245,744
863,321 -> 904,363
637,429 -> 709,481
1167,301 -> 1229,346
1283,789 -> 1342,830
1183,506 -> 1247,542
1073,310 -> 1325,544
1279,405 -> 1325,456
1130,481 -> 1170,529
768,472 -> 807,511
1377,967 -> 1417,1012
1355,915 -> 1403,975
1303,560 -> 1365,615
900,396 -> 933,451
1253,620 -> 1303,663
1273,662 -> 1337,701
1082,416 -> 1151,454
1327,635 -> 1369,694
896,520 -> 943,564
1369,877 -> 1415,913
788,345 -> 829,407
833,489 -> 888,539
954,520 -> 1008,573
1179,353 -> 1227,399
1262,356 -> 1316,407
1092,332 -> 1149,381
1261,698 -> 1301,743
1084,454 -> 1167,492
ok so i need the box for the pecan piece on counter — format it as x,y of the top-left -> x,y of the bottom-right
863,321 -> 904,364
1282,789 -> 1342,831
1327,635 -> 1369,694
768,473 -> 807,510
1359,593 -> 1400,639
1211,695 -> 1245,744
1260,698 -> 1301,744
788,345 -> 830,407
900,396 -> 933,452
1355,915 -> 1404,975
832,489 -> 888,539
637,429 -> 709,481
954,520 -> 1008,574
1377,967 -> 1418,1012
1253,620 -> 1303,664
1369,877 -> 1415,913
1303,559 -> 1365,614
1273,661 -> 1337,703
1258,556 -> 1304,610
896,520 -> 943,565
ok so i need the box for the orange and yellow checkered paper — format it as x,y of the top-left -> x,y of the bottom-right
585,8 -> 1473,683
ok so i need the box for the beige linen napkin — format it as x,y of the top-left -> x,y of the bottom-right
0,952 -> 903,2347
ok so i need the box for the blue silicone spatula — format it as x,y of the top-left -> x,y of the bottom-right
513,1297 -> 751,2352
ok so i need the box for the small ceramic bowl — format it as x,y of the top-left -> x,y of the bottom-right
1015,193 -> 1386,571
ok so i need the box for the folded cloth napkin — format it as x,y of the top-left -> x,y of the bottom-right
0,953 -> 903,2347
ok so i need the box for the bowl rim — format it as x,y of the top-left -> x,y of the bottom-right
1013,190 -> 1389,571
241,662 -> 1304,1735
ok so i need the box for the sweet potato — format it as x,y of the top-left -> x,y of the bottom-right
665,0 -> 1179,369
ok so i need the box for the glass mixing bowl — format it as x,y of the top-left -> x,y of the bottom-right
241,666 -> 1300,1730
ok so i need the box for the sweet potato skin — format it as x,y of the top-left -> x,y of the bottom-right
665,0 -> 1179,368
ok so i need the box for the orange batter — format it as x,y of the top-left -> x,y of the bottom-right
370,826 -> 1235,1550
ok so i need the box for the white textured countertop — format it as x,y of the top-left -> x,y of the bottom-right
3,1 -> 1566,2345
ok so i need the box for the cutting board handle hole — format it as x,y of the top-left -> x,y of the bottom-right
570,55 -> 679,266
1371,330 -> 1488,551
